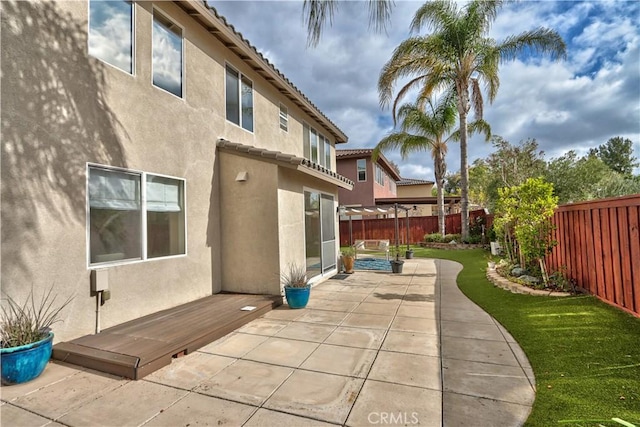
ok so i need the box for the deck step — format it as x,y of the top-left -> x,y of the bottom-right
52,294 -> 282,379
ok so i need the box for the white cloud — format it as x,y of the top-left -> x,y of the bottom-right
213,0 -> 640,180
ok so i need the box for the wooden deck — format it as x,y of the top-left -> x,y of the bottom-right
52,293 -> 282,380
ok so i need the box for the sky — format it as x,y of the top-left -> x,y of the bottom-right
213,0 -> 640,181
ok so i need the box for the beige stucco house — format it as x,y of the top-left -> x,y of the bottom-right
1,0 -> 352,343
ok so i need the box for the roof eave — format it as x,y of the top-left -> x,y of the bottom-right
173,1 -> 348,144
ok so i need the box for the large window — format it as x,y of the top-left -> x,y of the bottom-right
303,124 -> 332,170
152,11 -> 183,97
375,164 -> 385,186
357,159 -> 367,181
88,165 -> 185,265
225,65 -> 253,131
89,0 -> 133,74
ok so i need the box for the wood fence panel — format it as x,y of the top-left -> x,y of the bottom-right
546,194 -> 640,316
584,209 -> 598,295
609,210 -> 624,307
629,206 -> 640,314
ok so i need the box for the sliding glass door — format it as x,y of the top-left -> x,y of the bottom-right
304,191 -> 336,279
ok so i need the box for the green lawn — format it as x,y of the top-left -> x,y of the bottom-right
409,246 -> 640,427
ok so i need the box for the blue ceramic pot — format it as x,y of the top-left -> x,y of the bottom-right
1,332 -> 53,385
284,286 -> 310,309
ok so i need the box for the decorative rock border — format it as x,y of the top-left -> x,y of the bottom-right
486,266 -> 570,297
418,242 -> 486,250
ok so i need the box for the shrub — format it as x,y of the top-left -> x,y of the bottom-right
443,234 -> 461,243
463,235 -> 482,244
424,233 -> 443,242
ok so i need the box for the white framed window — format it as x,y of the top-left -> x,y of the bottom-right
89,0 -> 134,74
375,164 -> 385,186
324,138 -> 331,169
88,164 -> 186,266
225,64 -> 253,132
152,9 -> 183,98
279,104 -> 288,132
357,159 -> 366,181
303,124 -> 332,169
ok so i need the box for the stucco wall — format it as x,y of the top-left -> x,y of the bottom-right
0,0 -> 342,343
337,158 -> 374,206
397,184 -> 435,216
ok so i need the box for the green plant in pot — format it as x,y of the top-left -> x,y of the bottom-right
281,263 -> 310,309
1,286 -> 73,385
341,247 -> 355,274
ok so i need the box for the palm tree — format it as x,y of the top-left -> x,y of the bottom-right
372,95 -> 490,236
378,0 -> 566,238
303,0 -> 393,46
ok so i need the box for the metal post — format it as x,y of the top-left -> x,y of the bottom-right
394,204 -> 400,261
406,208 -> 410,250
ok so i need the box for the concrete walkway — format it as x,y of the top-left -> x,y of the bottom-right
1,258 -> 535,426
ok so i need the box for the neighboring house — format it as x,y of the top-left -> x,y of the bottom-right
395,179 -> 435,216
1,0 -> 353,343
336,149 -> 401,213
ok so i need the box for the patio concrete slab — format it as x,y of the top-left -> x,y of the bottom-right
442,358 -> 535,406
323,326 -> 386,349
242,337 -> 319,368
305,298 -> 359,312
342,313 -> 394,329
8,369 -> 124,420
346,380 -> 441,427
237,318 -> 290,336
368,351 -> 441,391
0,361 -> 82,402
353,301 -> 399,316
313,290 -> 369,302
301,344 -> 377,378
363,294 -> 404,305
443,392 -> 532,427
390,315 -> 438,335
244,408 -> 336,426
143,352 -> 235,390
261,307 -> 307,321
263,370 -> 363,425
1,402 -> 52,427
381,330 -> 440,357
441,319 -> 505,341
198,332 -> 269,358
294,309 -> 349,326
194,359 -> 293,405
396,302 -> 437,319
145,392 -> 256,426
274,322 -> 337,342
442,336 -> 520,366
58,380 -> 187,427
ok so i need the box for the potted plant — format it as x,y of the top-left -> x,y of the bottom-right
281,263 -> 311,309
341,247 -> 355,274
390,250 -> 404,273
1,287 -> 73,385
405,247 -> 414,259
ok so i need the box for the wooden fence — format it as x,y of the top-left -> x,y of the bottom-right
339,209 -> 492,246
546,194 -> 640,316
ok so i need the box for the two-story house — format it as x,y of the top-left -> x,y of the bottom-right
336,149 -> 401,213
1,0 -> 353,343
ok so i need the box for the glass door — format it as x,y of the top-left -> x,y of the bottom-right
304,191 -> 336,279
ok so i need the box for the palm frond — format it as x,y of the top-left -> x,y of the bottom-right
410,0 -> 458,34
303,0 -> 337,47
498,28 -> 567,62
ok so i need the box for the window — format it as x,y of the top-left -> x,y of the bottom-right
303,124 -> 332,170
279,104 -> 288,132
374,164 -> 385,186
88,165 -> 185,265
152,11 -> 183,97
324,138 -> 331,169
357,159 -> 366,181
225,65 -> 253,132
89,0 -> 133,74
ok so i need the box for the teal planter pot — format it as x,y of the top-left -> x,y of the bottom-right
284,286 -> 310,309
1,332 -> 53,385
